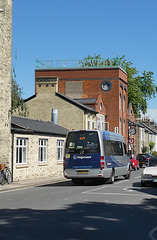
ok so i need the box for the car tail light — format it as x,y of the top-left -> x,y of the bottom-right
100,156 -> 104,169
146,157 -> 150,161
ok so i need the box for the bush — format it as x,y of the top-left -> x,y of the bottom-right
141,146 -> 148,153
152,151 -> 157,157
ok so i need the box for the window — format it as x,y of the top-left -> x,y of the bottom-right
97,115 -> 104,130
123,119 -> 125,134
39,139 -> 47,162
57,140 -> 64,161
123,143 -> 127,155
119,93 -> 122,110
88,116 -> 90,129
92,117 -> 95,129
123,95 -> 126,112
119,117 -> 122,134
16,138 -> 27,164
100,103 -> 102,112
104,140 -> 123,156
65,131 -> 100,154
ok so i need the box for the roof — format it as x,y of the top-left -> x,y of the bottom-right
141,122 -> 157,135
24,94 -> 37,102
136,122 -> 145,128
55,92 -> 98,113
11,116 -> 68,136
136,121 -> 157,135
24,92 -> 98,114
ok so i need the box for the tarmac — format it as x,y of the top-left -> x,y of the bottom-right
0,175 -> 67,193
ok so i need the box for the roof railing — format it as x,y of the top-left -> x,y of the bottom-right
36,57 -> 126,72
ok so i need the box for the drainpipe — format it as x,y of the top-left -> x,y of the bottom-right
11,130 -> 14,182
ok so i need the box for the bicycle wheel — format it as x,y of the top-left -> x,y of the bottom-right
0,172 -> 5,185
6,169 -> 12,184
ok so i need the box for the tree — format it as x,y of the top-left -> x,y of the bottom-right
81,54 -> 157,115
11,68 -> 28,116
149,141 -> 155,153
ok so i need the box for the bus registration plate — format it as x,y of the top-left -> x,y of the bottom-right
77,170 -> 88,175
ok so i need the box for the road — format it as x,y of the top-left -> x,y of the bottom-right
0,168 -> 157,240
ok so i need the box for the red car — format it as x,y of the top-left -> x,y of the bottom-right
130,155 -> 140,170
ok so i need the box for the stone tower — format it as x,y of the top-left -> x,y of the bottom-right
0,0 -> 12,164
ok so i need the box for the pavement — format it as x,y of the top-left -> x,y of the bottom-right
0,175 -> 67,192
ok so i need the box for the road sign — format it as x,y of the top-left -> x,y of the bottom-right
128,138 -> 134,144
129,128 -> 136,135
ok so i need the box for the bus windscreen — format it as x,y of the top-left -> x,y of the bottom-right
65,131 -> 100,154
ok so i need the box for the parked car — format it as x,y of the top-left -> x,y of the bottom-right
141,157 -> 157,186
136,153 -> 152,168
130,155 -> 139,170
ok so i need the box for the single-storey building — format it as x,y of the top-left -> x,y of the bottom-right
11,116 -> 68,182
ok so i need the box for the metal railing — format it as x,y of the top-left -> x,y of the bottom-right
36,57 -> 126,72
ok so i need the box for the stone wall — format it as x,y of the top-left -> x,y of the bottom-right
25,79 -> 86,130
0,0 -> 12,164
13,133 -> 65,181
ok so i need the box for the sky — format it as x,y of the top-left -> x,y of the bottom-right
12,0 -> 157,122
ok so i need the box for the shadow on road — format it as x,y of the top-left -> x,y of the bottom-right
39,177 -> 128,188
132,181 -> 157,198
0,198 -> 156,240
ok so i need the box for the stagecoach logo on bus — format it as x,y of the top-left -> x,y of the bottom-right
73,155 -> 92,160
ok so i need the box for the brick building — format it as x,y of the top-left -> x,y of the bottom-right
35,59 -> 128,143
0,0 -> 12,165
128,103 -> 136,154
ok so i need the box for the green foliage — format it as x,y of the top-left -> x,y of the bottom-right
81,54 -> 157,115
152,151 -> 157,157
149,141 -> 155,153
141,145 -> 148,153
11,68 -> 28,117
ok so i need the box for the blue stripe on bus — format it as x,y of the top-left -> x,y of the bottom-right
65,153 -> 101,169
105,156 -> 125,168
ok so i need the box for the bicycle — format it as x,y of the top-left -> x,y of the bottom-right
0,167 -> 12,185
0,171 -> 5,185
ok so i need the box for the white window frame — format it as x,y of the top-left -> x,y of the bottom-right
97,115 -> 104,130
39,139 -> 47,162
87,116 -> 90,129
57,140 -> 64,161
16,138 -> 27,164
92,118 -> 95,129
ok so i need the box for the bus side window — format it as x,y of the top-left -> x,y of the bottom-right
123,143 -> 127,155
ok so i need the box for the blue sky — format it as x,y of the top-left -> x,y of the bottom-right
12,0 -> 157,121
